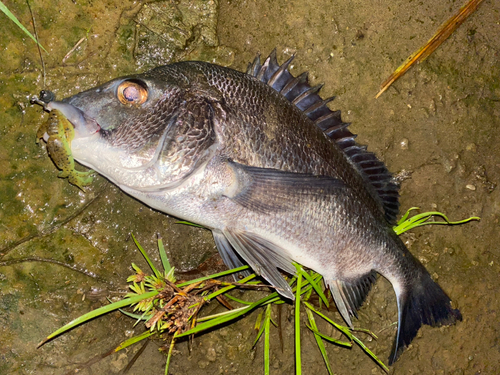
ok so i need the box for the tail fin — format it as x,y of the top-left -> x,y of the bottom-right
390,271 -> 462,365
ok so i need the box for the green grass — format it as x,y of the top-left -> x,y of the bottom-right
39,208 -> 478,373
0,1 -> 47,53
393,207 -> 479,235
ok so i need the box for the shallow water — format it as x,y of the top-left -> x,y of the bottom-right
1,0 -> 499,374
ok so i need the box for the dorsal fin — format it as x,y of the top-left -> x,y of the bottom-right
246,49 -> 400,223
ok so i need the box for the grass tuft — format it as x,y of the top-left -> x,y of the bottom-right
40,208 -> 478,372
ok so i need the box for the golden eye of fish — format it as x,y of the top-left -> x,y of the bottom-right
117,81 -> 148,106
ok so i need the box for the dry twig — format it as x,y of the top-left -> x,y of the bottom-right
376,0 -> 484,98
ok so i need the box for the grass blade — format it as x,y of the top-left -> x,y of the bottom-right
351,334 -> 389,373
264,304 -> 271,375
177,304 -> 254,337
157,234 -> 172,274
295,266 -> 302,375
393,209 -> 480,235
38,290 -> 158,346
304,302 -> 388,372
175,221 -> 205,228
114,330 -> 154,352
224,294 -> 254,305
253,309 -> 266,347
0,1 -> 48,53
304,302 -> 353,340
201,274 -> 256,302
306,308 -> 334,375
118,308 -> 148,321
132,234 -> 161,278
297,266 -> 329,307
165,332 -> 178,375
196,305 -> 250,323
396,207 -> 419,226
305,325 -> 352,347
176,265 -> 250,287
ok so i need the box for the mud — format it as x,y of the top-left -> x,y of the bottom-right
0,0 -> 499,374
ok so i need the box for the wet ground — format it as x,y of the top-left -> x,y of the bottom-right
1,0 -> 499,374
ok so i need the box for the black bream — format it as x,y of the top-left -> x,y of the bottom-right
38,51 -> 461,364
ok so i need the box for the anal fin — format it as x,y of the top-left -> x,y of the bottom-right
327,271 -> 377,328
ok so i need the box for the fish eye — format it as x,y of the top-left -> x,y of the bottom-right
117,80 -> 148,106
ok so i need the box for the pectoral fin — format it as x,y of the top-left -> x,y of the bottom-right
224,161 -> 346,214
222,228 -> 295,300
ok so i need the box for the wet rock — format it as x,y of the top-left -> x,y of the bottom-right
130,0 -> 235,69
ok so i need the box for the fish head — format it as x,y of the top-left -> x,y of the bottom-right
45,67 -> 217,191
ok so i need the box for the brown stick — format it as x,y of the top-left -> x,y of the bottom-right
376,0 -> 484,98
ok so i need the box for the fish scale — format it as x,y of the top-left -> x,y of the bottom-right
38,50 -> 462,365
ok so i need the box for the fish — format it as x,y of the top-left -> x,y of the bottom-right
35,50 -> 462,364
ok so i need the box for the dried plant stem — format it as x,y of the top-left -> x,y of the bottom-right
376,0 -> 484,98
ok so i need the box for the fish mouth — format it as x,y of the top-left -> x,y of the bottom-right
45,101 -> 101,139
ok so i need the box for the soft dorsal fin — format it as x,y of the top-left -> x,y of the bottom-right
246,49 -> 400,223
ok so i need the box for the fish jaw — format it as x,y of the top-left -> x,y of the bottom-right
42,101 -> 137,187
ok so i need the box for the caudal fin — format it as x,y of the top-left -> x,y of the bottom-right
390,271 -> 462,365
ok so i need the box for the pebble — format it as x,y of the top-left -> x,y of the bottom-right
206,347 -> 217,362
465,184 -> 476,191
400,138 -> 409,150
198,360 -> 209,369
466,143 -> 477,152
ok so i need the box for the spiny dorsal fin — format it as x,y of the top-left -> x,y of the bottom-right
246,49 -> 400,223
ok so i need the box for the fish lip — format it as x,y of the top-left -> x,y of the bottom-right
46,101 -> 101,139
